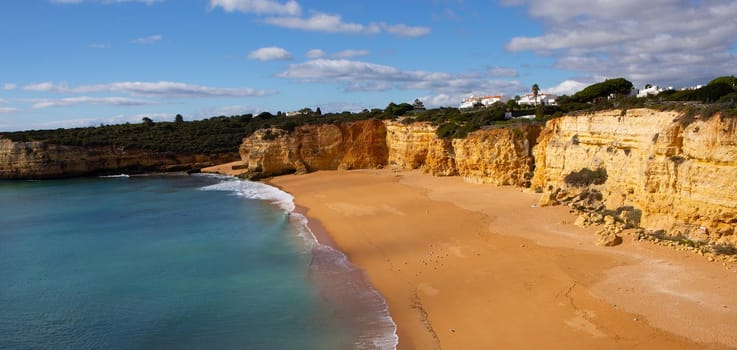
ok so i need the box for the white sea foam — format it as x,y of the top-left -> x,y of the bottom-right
200,176 -> 399,350
200,176 -> 295,213
99,174 -> 130,178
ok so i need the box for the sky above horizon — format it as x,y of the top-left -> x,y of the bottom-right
1,0 -> 736,131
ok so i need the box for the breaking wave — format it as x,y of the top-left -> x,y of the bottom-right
200,175 -> 398,349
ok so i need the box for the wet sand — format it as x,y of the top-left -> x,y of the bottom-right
270,169 -> 737,349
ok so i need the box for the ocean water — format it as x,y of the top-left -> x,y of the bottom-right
0,174 -> 397,350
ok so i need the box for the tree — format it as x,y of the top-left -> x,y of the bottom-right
175,114 -> 184,123
708,76 -> 737,89
571,78 -> 633,103
412,98 -> 426,110
315,107 -> 322,116
384,102 -> 414,116
531,84 -> 540,105
257,111 -> 274,119
506,99 -> 518,111
142,117 -> 154,125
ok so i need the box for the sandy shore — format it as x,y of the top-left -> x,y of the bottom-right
270,169 -> 737,349
201,161 -> 249,177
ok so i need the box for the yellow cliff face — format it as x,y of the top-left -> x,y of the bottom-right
0,138 -> 236,179
384,121 -> 457,176
384,121 -> 540,186
241,120 -> 541,186
532,109 -> 737,246
452,126 -> 540,185
239,119 -> 389,178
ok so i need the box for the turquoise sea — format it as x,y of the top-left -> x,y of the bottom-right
0,174 -> 397,350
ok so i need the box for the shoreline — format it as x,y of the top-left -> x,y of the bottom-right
271,169 -> 737,349
290,207 -> 400,349
201,172 -> 400,348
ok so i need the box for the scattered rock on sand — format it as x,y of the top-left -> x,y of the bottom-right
596,229 -> 623,247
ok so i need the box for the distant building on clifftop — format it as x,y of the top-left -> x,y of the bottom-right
518,93 -> 557,106
459,95 -> 503,110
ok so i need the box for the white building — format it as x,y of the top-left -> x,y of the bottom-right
637,85 -> 665,98
518,93 -> 557,106
459,95 -> 503,109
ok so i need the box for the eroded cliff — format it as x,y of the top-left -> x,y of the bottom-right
532,109 -> 737,247
0,138 -> 237,179
240,120 -> 541,186
239,119 -> 389,178
385,121 -> 541,186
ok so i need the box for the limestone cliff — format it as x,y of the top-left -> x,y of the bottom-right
239,119 -> 388,178
532,109 -> 737,247
0,138 -> 237,179
385,121 -> 541,186
240,120 -> 541,186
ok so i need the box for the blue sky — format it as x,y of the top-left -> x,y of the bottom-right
1,0 -> 736,131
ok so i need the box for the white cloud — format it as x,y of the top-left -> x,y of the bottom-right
265,12 -> 380,34
344,81 -> 394,92
23,81 -> 275,98
503,0 -> 737,86
0,107 -> 20,114
543,79 -> 591,96
31,96 -> 156,109
278,59 -> 404,81
488,67 -> 518,78
132,34 -> 162,44
279,58 -> 521,101
421,93 -> 460,108
51,0 -> 162,4
23,82 -> 62,92
209,0 -> 300,16
332,49 -> 369,59
3,83 -> 16,90
248,46 -> 293,61
193,105 -> 266,119
379,23 -> 431,38
212,1 -> 429,38
264,13 -> 430,37
305,49 -> 325,59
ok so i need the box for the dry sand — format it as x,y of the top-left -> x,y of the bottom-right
270,169 -> 737,350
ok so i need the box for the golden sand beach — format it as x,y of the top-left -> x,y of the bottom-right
270,169 -> 737,350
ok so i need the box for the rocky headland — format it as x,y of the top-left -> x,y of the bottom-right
0,138 -> 237,179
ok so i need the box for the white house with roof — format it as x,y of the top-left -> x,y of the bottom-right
459,95 -> 503,109
518,93 -> 557,106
